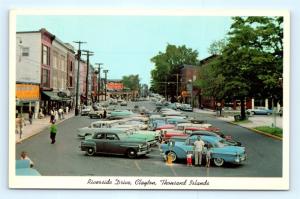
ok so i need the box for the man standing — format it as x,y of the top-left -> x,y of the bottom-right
194,136 -> 205,166
50,120 -> 57,144
28,110 -> 33,125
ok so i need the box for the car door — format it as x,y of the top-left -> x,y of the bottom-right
103,133 -> 122,154
94,133 -> 106,152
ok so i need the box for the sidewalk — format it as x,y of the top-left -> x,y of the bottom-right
16,111 -> 75,144
194,108 -> 282,129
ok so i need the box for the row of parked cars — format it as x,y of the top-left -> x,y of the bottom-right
77,103 -> 247,167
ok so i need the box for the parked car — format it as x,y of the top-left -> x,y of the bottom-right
180,104 -> 193,112
77,120 -> 125,138
120,100 -> 128,106
80,129 -> 150,158
160,135 -> 246,166
16,160 -> 41,176
88,108 -> 106,119
246,107 -> 273,115
81,106 -> 92,116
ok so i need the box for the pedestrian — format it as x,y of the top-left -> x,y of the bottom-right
206,145 -> 211,168
28,110 -> 33,125
20,151 -> 34,168
193,136 -> 205,166
58,107 -> 62,120
50,120 -> 57,144
66,106 -> 69,115
103,109 -> 107,119
54,109 -> 58,121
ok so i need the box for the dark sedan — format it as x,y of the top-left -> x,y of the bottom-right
80,129 -> 150,158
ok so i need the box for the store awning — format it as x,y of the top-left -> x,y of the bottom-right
42,91 -> 71,101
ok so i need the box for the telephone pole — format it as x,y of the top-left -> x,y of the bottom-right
103,69 -> 109,101
95,63 -> 103,102
73,41 -> 86,116
82,50 -> 94,105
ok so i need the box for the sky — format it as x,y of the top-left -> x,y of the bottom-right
16,15 -> 233,85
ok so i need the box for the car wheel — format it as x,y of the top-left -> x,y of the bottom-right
167,151 -> 177,162
213,158 -> 224,167
267,112 -> 272,115
99,114 -> 103,119
127,148 -> 137,159
86,147 -> 95,156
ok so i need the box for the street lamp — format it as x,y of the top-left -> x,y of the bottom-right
95,63 -> 103,102
103,69 -> 109,101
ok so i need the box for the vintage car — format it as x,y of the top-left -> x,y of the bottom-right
81,106 -> 92,116
80,129 -> 150,158
110,110 -> 134,118
159,128 -> 241,145
120,100 -> 128,106
16,160 -> 41,176
166,118 -> 189,125
88,108 -> 106,119
246,107 -> 273,115
160,135 -> 246,166
180,104 -> 193,112
121,120 -> 148,130
77,120 -> 125,138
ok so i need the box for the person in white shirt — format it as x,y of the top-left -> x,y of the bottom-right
193,136 -> 205,166
20,151 -> 34,168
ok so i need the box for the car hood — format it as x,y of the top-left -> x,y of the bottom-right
127,133 -> 155,141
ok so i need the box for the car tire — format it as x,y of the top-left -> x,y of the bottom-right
213,158 -> 224,167
127,148 -> 137,159
86,147 -> 95,156
167,151 -> 177,162
267,112 -> 272,115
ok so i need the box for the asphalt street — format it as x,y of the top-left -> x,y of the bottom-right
15,101 -> 282,177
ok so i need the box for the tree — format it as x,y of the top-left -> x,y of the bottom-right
150,44 -> 199,98
198,16 -> 283,120
122,74 -> 140,91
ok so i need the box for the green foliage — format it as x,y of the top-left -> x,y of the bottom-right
198,16 -> 283,119
254,126 -> 283,138
150,44 -> 199,96
122,74 -> 140,91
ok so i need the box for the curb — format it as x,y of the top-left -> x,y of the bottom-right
16,114 -> 75,144
226,121 -> 282,141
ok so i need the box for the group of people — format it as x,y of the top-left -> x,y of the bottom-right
187,137 -> 211,168
50,106 -> 69,122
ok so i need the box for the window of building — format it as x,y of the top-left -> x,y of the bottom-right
69,76 -> 73,87
22,47 -> 29,56
42,45 -> 50,65
70,61 -> 73,71
42,68 -> 50,87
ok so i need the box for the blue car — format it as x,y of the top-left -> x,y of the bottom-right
16,160 -> 41,176
160,135 -> 246,167
246,107 -> 273,115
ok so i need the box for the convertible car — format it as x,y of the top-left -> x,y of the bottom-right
160,135 -> 246,167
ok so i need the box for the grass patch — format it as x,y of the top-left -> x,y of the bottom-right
254,126 -> 283,138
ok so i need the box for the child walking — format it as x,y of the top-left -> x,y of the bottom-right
206,146 -> 211,168
50,120 -> 57,144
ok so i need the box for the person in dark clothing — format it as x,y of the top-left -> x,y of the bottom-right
28,110 -> 33,125
103,109 -> 107,119
50,120 -> 57,144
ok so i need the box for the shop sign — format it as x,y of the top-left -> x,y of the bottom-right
16,84 -> 40,101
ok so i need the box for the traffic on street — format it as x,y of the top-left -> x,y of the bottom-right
16,98 -> 282,177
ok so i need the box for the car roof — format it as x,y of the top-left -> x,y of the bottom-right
93,128 -> 125,134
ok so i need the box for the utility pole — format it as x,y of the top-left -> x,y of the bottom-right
82,50 -> 94,105
103,69 -> 109,101
95,63 -> 103,102
73,41 -> 86,116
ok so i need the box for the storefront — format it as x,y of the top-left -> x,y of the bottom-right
41,91 -> 71,115
16,84 -> 40,119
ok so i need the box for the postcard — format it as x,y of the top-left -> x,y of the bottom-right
9,9 -> 290,190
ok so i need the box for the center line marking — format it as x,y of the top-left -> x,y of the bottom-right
134,161 -> 142,171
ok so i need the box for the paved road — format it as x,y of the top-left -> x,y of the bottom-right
15,101 -> 282,177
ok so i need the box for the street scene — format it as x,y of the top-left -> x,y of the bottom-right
14,15 -> 284,178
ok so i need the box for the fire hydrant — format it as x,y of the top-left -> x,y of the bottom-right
167,153 -> 173,165
186,153 -> 193,166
